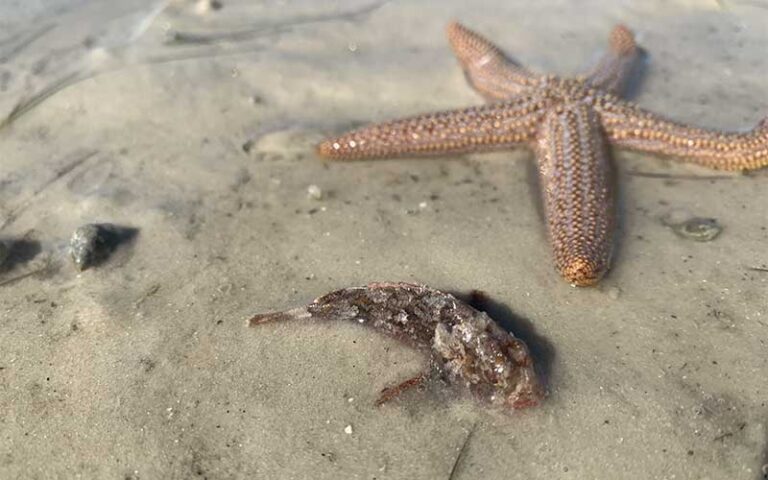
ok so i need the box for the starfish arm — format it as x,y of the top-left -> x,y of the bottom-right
585,24 -> 640,95
446,21 -> 539,101
317,98 -> 543,160
597,100 -> 768,171
536,104 -> 614,286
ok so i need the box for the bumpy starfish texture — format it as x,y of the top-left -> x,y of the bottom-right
317,22 -> 768,286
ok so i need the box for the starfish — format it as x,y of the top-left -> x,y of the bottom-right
316,23 -> 768,286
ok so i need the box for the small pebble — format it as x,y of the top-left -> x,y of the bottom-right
607,286 -> 621,300
672,217 -> 722,242
71,225 -> 101,271
307,184 -> 323,200
194,0 -> 222,15
70,223 -> 138,271
344,425 -> 353,435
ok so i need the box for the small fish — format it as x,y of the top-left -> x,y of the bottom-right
249,282 -> 543,409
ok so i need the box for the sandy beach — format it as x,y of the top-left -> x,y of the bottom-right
1,0 -> 767,478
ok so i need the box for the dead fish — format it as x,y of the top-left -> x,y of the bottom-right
249,282 -> 544,410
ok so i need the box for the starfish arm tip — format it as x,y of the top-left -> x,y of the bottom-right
609,23 -> 637,54
561,256 -> 607,287
445,21 -> 488,56
445,20 -> 464,37
316,139 -> 340,159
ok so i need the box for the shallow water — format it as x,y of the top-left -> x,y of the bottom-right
1,1 -> 767,478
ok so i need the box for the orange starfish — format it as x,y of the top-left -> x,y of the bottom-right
317,23 -> 768,286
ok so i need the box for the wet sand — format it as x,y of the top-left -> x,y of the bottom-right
1,1 -> 767,478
